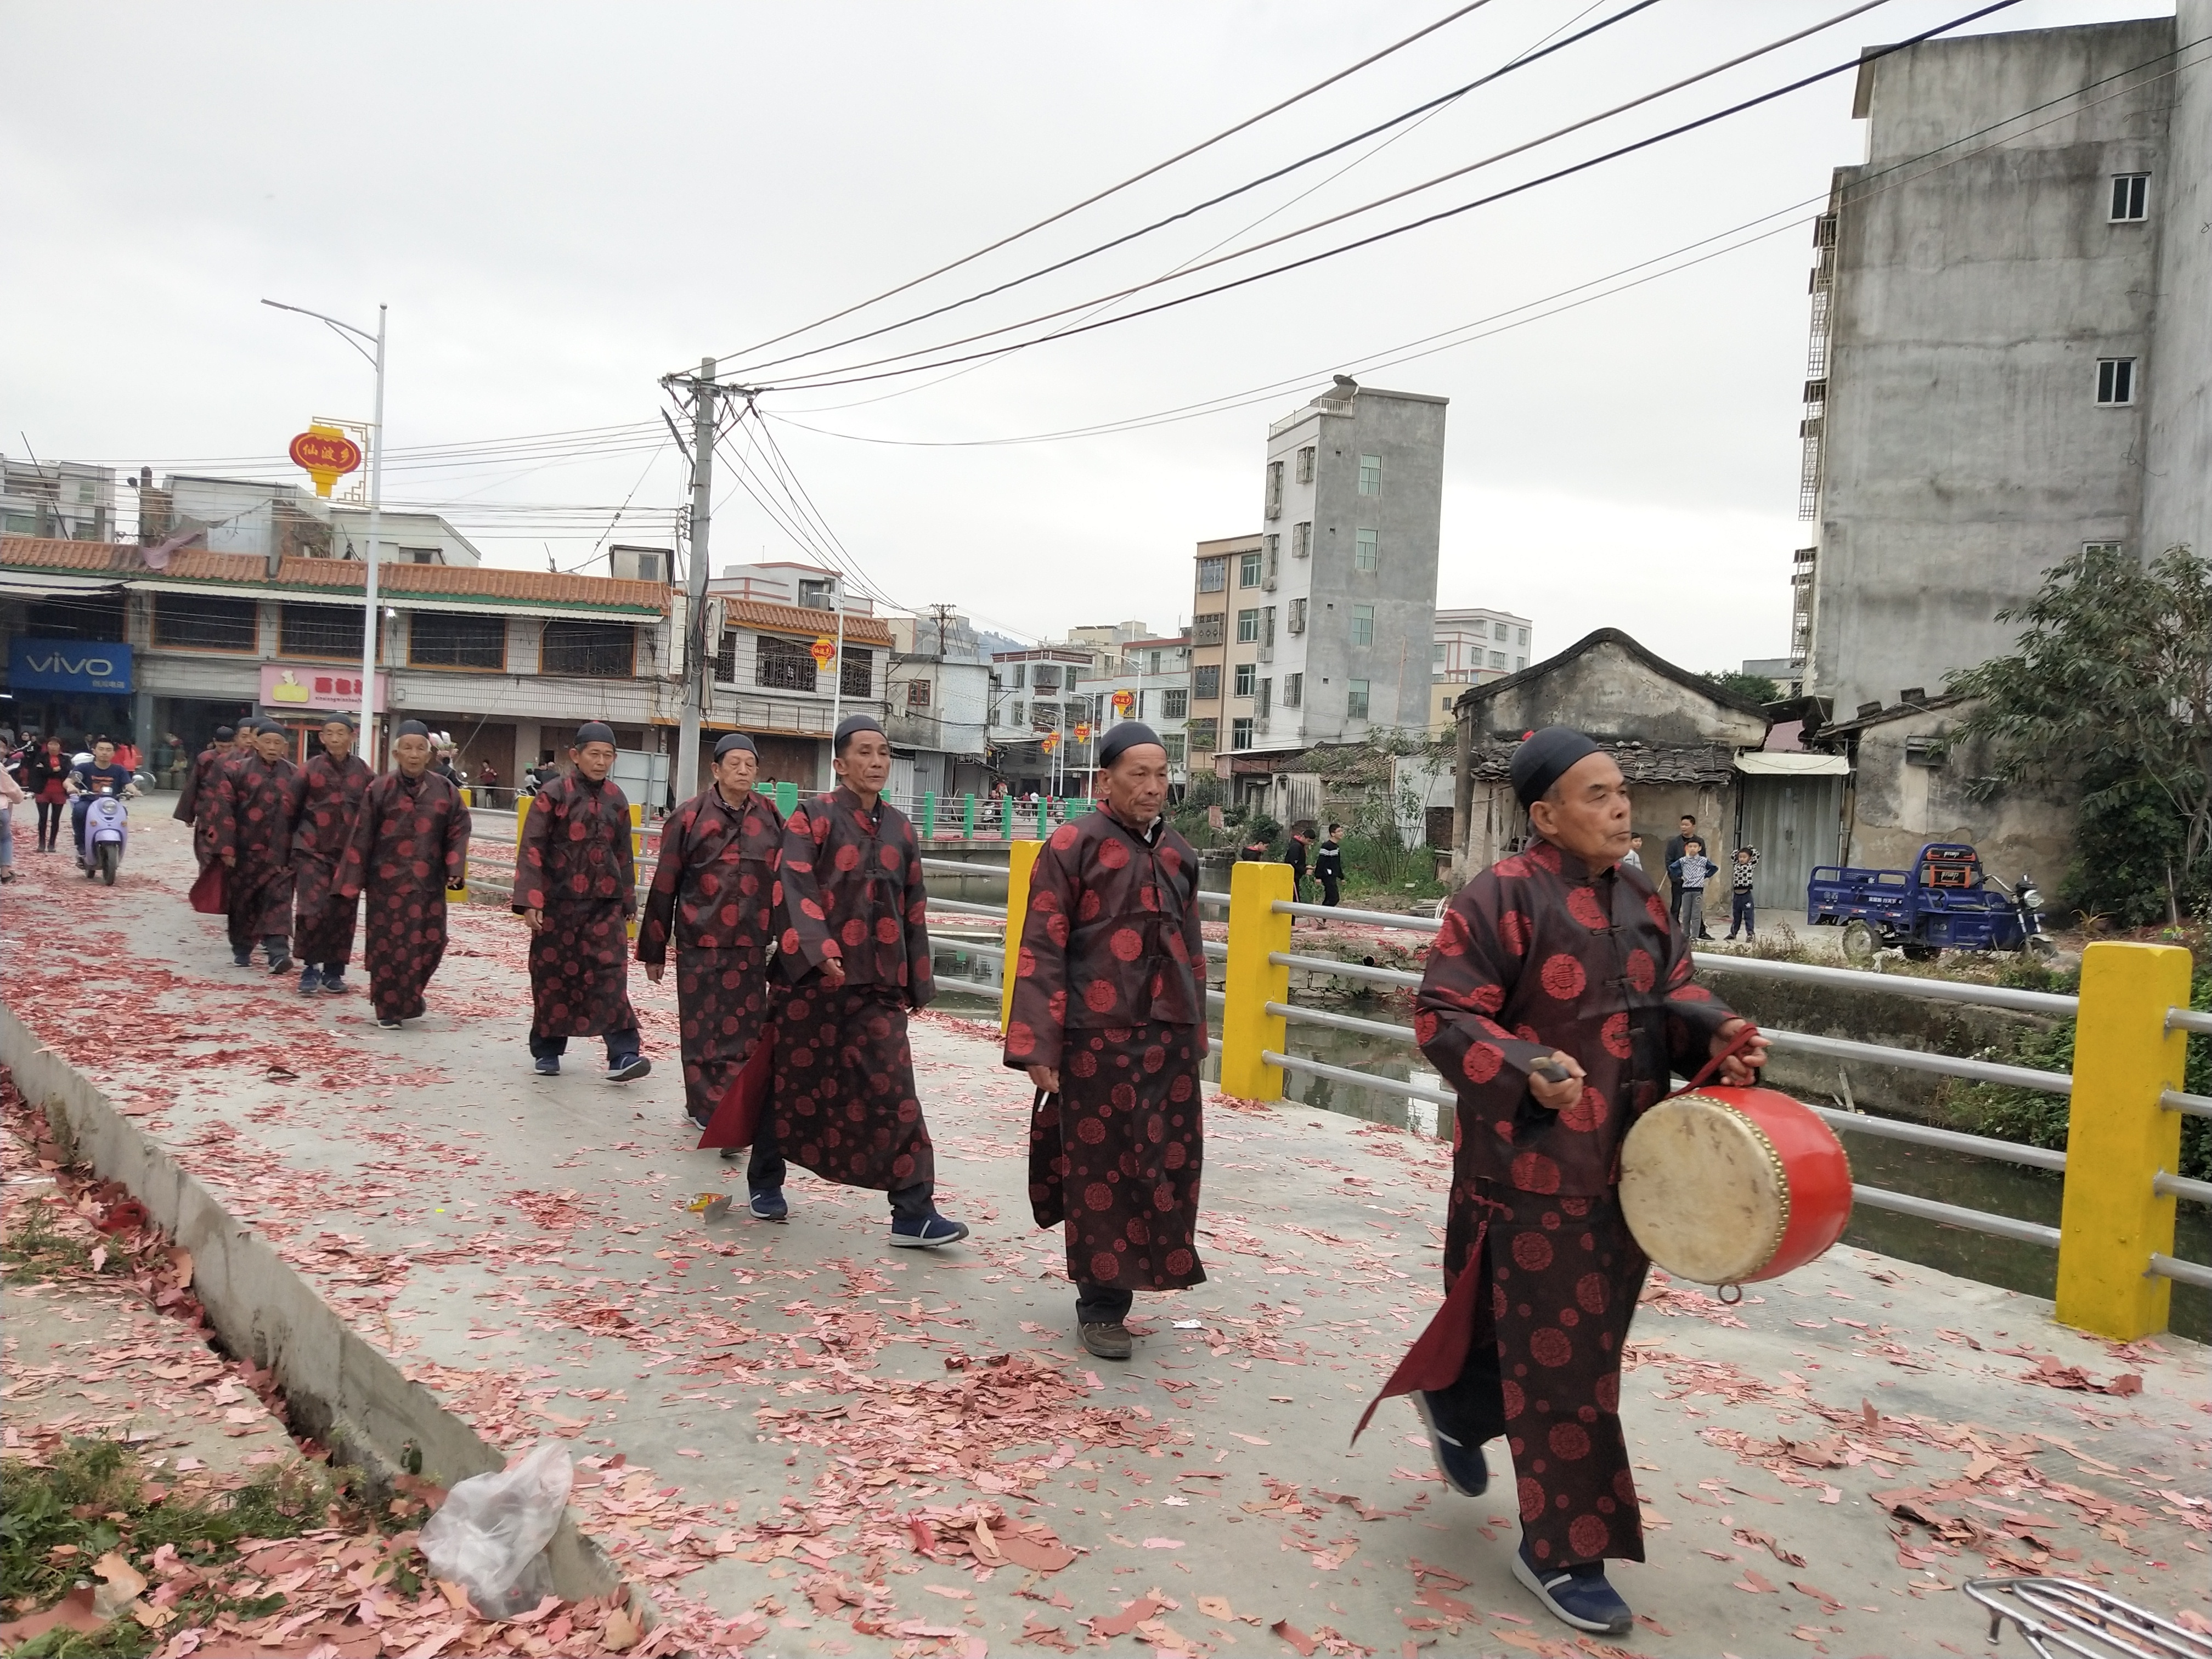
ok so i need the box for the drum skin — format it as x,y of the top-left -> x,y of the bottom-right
1618,1086 -> 1853,1286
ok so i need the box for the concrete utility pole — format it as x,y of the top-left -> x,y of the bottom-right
673,357 -> 717,805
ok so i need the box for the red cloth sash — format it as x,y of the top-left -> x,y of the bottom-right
188,860 -> 227,916
695,1034 -> 774,1151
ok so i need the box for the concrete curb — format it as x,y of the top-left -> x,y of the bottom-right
0,1003 -> 628,1610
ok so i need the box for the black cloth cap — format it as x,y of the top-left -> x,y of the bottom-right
320,713 -> 357,730
833,714 -> 884,756
394,719 -> 431,739
252,718 -> 288,737
713,732 -> 758,758
1097,720 -> 1165,767
1511,726 -> 1602,807
574,721 -> 617,748
212,725 -> 235,741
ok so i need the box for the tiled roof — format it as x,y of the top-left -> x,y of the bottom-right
0,536 -> 668,614
719,597 -> 893,647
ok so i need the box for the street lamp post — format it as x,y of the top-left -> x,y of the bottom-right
262,298 -> 387,752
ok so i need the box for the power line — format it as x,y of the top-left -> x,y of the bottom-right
721,0 -> 1674,381
751,0 -> 2021,394
764,26 -> 2204,453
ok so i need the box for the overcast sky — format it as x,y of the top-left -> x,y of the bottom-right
2,0 -> 2170,670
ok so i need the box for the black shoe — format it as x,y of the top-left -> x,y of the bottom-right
1412,1392 -> 1491,1496
889,1212 -> 968,1248
1080,1321 -> 1134,1361
606,1054 -> 651,1082
748,1189 -> 788,1221
1512,1539 -> 1632,1635
377,1016 -> 404,1030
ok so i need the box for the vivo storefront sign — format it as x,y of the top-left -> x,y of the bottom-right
8,638 -> 134,695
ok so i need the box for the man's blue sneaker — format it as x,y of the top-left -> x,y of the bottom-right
749,1189 -> 788,1221
1412,1392 -> 1490,1497
606,1054 -> 651,1082
233,950 -> 253,968
298,966 -> 321,996
320,972 -> 350,996
534,1056 -> 560,1077
889,1212 -> 969,1248
1512,1539 -> 1633,1635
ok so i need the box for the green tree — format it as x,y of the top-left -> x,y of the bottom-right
1704,669 -> 1782,703
1947,544 -> 2212,924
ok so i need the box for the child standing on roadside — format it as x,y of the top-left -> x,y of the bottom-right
1668,836 -> 1718,940
1726,845 -> 1759,940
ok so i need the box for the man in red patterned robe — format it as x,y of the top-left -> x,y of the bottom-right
340,719 -> 471,1029
638,732 -> 784,1189
1366,727 -> 1768,1637
208,720 -> 302,972
288,714 -> 373,996
514,721 -> 648,1081
172,725 -> 234,870
1005,721 -> 1207,1361
770,715 -> 964,1245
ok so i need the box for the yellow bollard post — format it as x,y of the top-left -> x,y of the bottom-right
2055,940 -> 2194,1339
1000,838 -> 1043,1035
1219,859 -> 1293,1102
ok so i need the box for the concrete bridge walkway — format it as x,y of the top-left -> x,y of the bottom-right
3,811 -> 2205,1658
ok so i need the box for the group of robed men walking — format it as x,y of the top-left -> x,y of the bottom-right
174,710 -> 1765,1640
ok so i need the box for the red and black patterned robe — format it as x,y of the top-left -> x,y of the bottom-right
207,754 -> 301,952
637,785 -> 784,1126
513,772 -> 639,1037
1367,837 -> 1735,1570
289,751 -> 373,966
339,769 -> 472,1023
172,746 -> 229,868
1005,809 -> 1209,1295
769,786 -> 934,1192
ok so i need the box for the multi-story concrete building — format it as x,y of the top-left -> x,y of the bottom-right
1070,632 -> 1193,787
1799,8 -> 2210,720
141,474 -> 483,567
1429,605 -> 1533,732
885,607 -> 994,799
2,456 -> 116,542
1195,379 -> 1446,778
986,646 -> 1096,793
1183,533 -> 1255,775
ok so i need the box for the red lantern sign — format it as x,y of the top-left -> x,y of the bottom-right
1041,732 -> 1060,753
1074,722 -> 1093,742
1110,689 -> 1135,715
809,635 -> 837,668
288,427 -> 363,498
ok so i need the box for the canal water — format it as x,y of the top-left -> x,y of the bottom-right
927,949 -> 2210,1344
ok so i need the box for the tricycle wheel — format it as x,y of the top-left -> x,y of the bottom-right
1900,942 -> 1939,962
1841,919 -> 1878,965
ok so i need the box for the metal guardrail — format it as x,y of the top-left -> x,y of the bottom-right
2170,1007 -> 2212,1037
1274,951 -> 1422,990
1263,1048 -> 1455,1108
2154,1170 -> 2212,1206
2164,1088 -> 2212,1121
1847,1184 -> 2063,1249
1807,1102 -> 2067,1172
1266,1000 -> 1423,1045
1274,899 -> 1439,933
2150,1254 -> 2212,1292
1695,950 -> 2080,1017
1760,1025 -> 2073,1094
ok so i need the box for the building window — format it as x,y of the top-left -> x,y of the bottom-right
2110,173 -> 2149,221
1236,608 -> 1260,643
1261,535 -> 1278,577
1196,556 -> 1227,594
1288,597 -> 1306,635
1233,662 -> 1255,698
151,592 -> 258,651
409,611 -> 506,670
1188,717 -> 1217,752
1350,603 -> 1374,647
1346,679 -> 1370,720
402,546 -> 439,565
279,602 -> 368,661
1032,702 -> 1060,730
541,620 -> 634,678
1032,664 -> 1062,691
1292,521 -> 1311,558
1232,716 -> 1254,748
756,635 -> 818,692
1162,687 -> 1188,719
1239,551 -> 1263,588
1255,678 -> 1271,717
1193,664 -> 1221,701
905,678 -> 932,709
1514,657 -> 1525,671
840,647 -> 874,698
1493,621 -> 1509,641
1162,732 -> 1186,765
1147,650 -> 1163,674
1296,445 -> 1315,483
2097,358 -> 2137,405
715,630 -> 737,681
1008,663 -> 1026,689
2083,541 -> 2123,557
1265,461 -> 1283,521
1489,650 -> 1506,669
1517,627 -> 1529,647
1283,672 -> 1302,708
1193,613 -> 1225,646
1262,606 -> 1276,647
1357,454 -> 1382,495
1353,528 -> 1378,571
1010,700 -> 1024,725
1432,642 -> 1446,664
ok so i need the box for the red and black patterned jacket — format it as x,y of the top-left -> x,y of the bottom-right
1414,837 -> 1735,1196
636,786 -> 784,963
773,786 -> 932,1005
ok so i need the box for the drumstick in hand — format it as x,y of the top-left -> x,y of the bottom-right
1529,1052 -> 1584,1110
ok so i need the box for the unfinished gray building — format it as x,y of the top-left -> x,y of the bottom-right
1799,6 -> 2210,720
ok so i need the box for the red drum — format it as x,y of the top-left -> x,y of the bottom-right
1618,1085 -> 1853,1287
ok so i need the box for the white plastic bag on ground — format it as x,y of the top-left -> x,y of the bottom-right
418,1442 -> 573,1617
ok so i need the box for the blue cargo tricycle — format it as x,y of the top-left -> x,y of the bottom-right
1807,841 -> 2055,964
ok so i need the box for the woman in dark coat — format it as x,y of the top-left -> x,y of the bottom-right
1005,721 -> 1207,1360
288,715 -> 373,995
340,719 -> 472,1029
208,721 -> 301,970
22,736 -> 71,853
769,715 -> 964,1245
637,732 -> 784,1177
172,726 -> 235,869
512,722 -> 647,1080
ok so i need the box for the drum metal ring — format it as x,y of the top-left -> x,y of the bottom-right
1717,1283 -> 1744,1305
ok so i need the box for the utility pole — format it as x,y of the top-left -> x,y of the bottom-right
672,357 -> 717,805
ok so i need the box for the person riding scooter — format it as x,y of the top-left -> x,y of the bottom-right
66,738 -> 138,869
